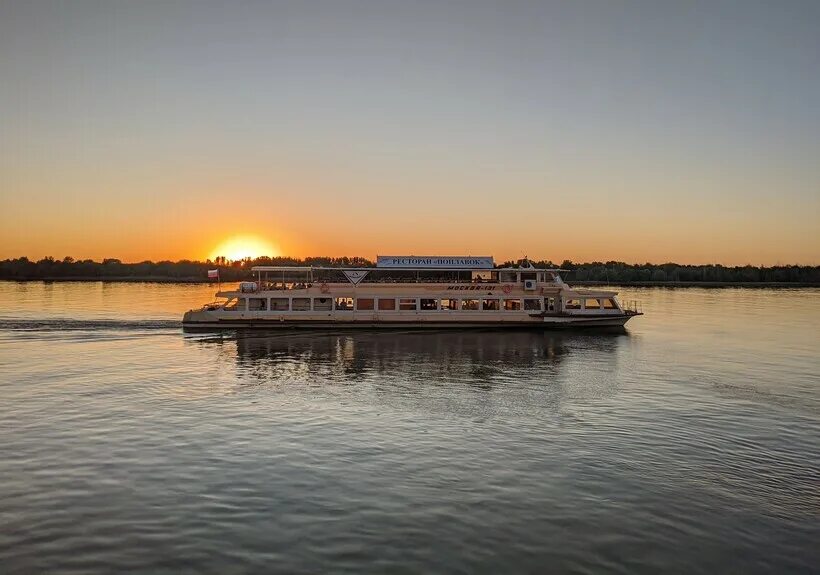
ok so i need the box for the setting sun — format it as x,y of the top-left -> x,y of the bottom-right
209,235 -> 277,262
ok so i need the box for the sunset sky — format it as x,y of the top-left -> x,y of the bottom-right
1,1 -> 818,265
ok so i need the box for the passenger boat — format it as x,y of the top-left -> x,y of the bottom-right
182,256 -> 642,329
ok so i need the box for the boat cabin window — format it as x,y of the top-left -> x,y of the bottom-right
356,298 -> 374,310
471,271 -> 497,283
440,298 -> 458,310
313,297 -> 332,311
335,297 -> 354,311
584,298 -> 601,310
399,298 -> 418,311
420,298 -> 437,311
248,298 -> 267,311
565,299 -> 582,310
292,298 -> 311,311
499,271 -> 517,283
378,298 -> 396,311
523,298 -> 542,311
520,272 -> 537,282
482,298 -> 499,311
271,298 -> 289,311
223,298 -> 245,311
603,298 -> 618,309
503,298 -> 521,311
461,299 -> 479,310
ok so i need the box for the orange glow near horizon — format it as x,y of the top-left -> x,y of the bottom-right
2,3 -> 820,268
208,235 -> 279,262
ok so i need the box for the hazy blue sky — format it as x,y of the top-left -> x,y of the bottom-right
1,0 -> 818,263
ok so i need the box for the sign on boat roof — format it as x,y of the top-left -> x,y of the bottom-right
376,255 -> 494,269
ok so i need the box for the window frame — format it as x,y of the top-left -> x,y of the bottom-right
523,298 -> 542,311
398,298 -> 418,311
584,298 -> 601,310
377,298 -> 396,311
334,297 -> 354,311
482,298 -> 500,311
440,298 -> 459,311
502,298 -> 522,311
313,297 -> 332,311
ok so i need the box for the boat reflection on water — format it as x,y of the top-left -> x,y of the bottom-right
188,329 -> 628,399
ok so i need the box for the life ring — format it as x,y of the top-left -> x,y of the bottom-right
320,283 -> 330,293
502,284 -> 513,294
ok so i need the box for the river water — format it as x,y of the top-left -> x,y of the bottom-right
0,282 -> 818,574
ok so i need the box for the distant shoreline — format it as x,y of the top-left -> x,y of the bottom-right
573,281 -> 820,288
4,258 -> 817,285
1,277 -> 818,288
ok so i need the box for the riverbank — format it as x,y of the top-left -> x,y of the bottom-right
2,276 -> 211,283
4,258 -> 818,285
573,280 -> 820,288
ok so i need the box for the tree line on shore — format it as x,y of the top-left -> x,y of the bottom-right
0,256 -> 817,284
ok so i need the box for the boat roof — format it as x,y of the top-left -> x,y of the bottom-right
251,265 -> 568,272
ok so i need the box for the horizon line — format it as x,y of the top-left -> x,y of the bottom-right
3,255 -> 818,269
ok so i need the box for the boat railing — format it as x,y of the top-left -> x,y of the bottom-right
622,299 -> 642,313
255,278 -> 564,288
258,281 -> 312,291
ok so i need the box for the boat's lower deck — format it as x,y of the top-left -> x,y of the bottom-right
182,278 -> 641,330
182,311 -> 638,329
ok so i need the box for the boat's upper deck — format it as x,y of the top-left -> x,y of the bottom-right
194,256 -> 635,317
248,263 -> 568,289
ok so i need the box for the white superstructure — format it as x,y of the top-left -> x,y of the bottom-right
183,256 -> 642,329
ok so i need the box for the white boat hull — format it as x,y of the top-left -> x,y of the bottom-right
182,310 -> 638,330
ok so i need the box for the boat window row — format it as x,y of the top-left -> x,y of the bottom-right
564,298 -> 618,310
224,296 -> 550,312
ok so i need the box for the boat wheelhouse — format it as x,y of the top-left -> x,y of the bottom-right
182,256 -> 642,329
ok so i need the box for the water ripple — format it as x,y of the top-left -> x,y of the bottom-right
0,284 -> 818,574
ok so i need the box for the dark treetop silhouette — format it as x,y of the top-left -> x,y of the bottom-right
1,256 -> 818,286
